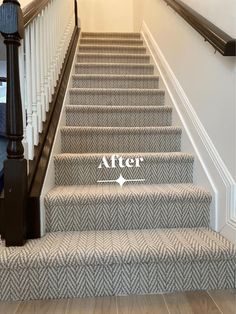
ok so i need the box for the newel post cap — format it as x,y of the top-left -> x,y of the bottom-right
0,1 -> 24,38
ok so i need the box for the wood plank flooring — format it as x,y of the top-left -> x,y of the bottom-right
0,290 -> 235,314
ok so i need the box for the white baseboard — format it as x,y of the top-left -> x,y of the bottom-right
141,21 -> 236,241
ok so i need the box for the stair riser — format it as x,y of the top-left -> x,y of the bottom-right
81,32 -> 141,39
66,107 -> 172,127
80,39 -> 144,46
78,46 -> 146,54
72,76 -> 159,89
54,156 -> 193,186
46,191 -> 210,232
69,90 -> 165,106
77,54 -> 150,64
2,259 -> 234,301
75,64 -> 154,75
61,129 -> 181,153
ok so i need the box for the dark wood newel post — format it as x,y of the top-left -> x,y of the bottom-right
0,0 -> 27,246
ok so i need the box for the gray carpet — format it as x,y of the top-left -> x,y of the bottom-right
0,31 -> 235,301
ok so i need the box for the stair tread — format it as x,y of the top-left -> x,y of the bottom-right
46,183 -> 211,200
1,228 -> 234,269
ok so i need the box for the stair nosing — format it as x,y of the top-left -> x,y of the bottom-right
46,183 -> 212,200
55,152 -> 193,159
75,62 -> 154,67
61,126 -> 181,131
65,105 -> 172,111
72,74 -> 159,79
69,88 -> 165,93
78,44 -> 146,49
77,52 -> 150,57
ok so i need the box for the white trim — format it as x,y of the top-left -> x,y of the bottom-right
141,21 -> 236,237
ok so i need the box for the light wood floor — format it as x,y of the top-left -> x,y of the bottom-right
0,289 -> 235,314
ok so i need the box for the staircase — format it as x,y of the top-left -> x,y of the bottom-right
0,32 -> 235,301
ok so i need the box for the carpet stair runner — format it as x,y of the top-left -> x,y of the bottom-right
0,32 -> 235,301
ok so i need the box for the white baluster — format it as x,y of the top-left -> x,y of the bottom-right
19,42 -> 28,161
17,0 -> 75,161
30,20 -> 39,145
35,15 -> 43,133
40,10 -> 46,122
25,27 -> 34,160
44,5 -> 50,111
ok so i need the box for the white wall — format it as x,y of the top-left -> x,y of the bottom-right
134,0 -> 236,241
0,61 -> 6,76
134,0 -> 236,181
78,0 -> 134,32
181,0 -> 236,37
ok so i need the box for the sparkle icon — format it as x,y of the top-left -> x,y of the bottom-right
97,174 -> 145,187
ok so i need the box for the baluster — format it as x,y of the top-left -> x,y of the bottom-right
40,10 -> 46,122
44,4 -> 50,110
35,15 -> 42,133
47,3 -> 53,103
30,20 -> 39,145
52,0 -> 57,88
19,43 -> 28,160
25,26 -> 34,160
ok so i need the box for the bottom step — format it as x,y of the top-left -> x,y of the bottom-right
0,228 -> 235,300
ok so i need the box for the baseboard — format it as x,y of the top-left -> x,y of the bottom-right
141,21 -> 236,238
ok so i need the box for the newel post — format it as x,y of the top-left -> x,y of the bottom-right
0,0 -> 27,246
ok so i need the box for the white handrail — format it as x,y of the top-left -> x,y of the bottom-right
19,0 -> 75,160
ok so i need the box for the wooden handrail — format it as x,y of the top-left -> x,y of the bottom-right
163,0 -> 236,56
23,0 -> 51,27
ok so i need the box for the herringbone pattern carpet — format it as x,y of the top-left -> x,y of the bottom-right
0,31 -> 235,301
0,228 -> 235,300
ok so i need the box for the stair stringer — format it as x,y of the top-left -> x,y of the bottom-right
39,34 -> 82,237
140,21 -> 236,244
